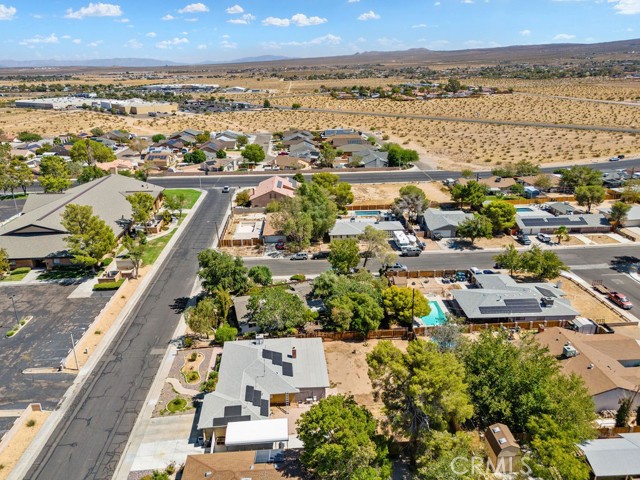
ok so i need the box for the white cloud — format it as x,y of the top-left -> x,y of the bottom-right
146,31 -> 156,37
358,10 -> 380,20
162,14 -> 175,20
124,38 -> 143,48
178,3 -> 208,13
262,16 -> 290,27
434,1 -> 441,5
19,33 -> 59,45
226,4 -> 244,14
197,43 -> 208,49
72,38 -> 82,44
553,33 -> 576,40
156,37 -> 189,49
184,17 -> 198,21
377,37 -> 404,48
412,23 -> 427,28
464,39 -> 501,48
462,0 -> 474,3
262,33 -> 341,49
65,3 -> 122,19
519,29 -> 531,36
87,40 -> 103,47
228,13 -> 255,24
348,0 -> 360,2
116,17 -> 129,22
291,13 -> 327,26
220,39 -> 237,49
609,0 -> 640,15
0,4 -> 17,20
61,35 -> 71,39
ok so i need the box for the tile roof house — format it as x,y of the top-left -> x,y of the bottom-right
579,433 -> 640,480
288,141 -> 319,159
484,424 -> 521,474
197,338 -> 330,451
182,450 -> 300,480
0,175 -> 163,269
536,327 -> 640,411
452,274 -> 578,323
249,176 -> 298,208
418,208 -> 474,239
517,174 -> 561,192
267,156 -> 310,171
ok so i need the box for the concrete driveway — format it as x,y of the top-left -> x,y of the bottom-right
0,284 -> 111,410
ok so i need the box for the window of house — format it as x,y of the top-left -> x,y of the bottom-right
216,436 -> 225,446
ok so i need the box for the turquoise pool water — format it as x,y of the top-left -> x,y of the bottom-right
354,210 -> 381,216
420,301 -> 447,326
516,207 -> 534,213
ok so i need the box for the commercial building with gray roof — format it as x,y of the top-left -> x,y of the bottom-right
0,175 -> 163,269
452,274 -> 578,323
198,337 -> 329,450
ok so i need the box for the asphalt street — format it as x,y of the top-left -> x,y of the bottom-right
0,284 -> 110,410
571,262 -> 640,313
27,189 -> 228,480
244,245 -> 640,277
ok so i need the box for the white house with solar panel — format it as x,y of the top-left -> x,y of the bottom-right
197,337 -> 330,451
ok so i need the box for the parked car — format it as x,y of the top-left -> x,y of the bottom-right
609,156 -> 620,162
290,252 -> 308,261
383,263 -> 408,273
275,240 -> 285,250
609,291 -> 633,310
311,251 -> 330,260
416,240 -> 427,250
222,186 -> 230,193
432,232 -> 443,241
537,233 -> 552,243
517,234 -> 532,245
400,246 -> 421,257
482,269 -> 495,275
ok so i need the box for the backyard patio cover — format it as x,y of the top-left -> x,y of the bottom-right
225,418 -> 289,446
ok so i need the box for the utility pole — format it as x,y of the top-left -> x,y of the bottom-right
70,333 -> 79,371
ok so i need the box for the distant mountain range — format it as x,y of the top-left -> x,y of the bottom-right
0,39 -> 638,69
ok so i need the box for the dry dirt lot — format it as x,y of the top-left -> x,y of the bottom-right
351,181 -> 451,205
585,234 -> 620,245
324,339 -> 409,418
0,410 -> 50,480
553,276 -> 629,324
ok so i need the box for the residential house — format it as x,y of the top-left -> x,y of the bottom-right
168,130 -> 201,145
322,128 -> 355,139
537,327 -> 640,411
249,176 -> 297,208
92,137 -> 117,149
0,175 -> 163,269
518,174 -> 561,192
336,143 -> 370,156
201,139 -> 234,153
351,150 -> 389,168
144,151 -> 177,170
515,214 -> 610,235
288,141 -> 319,160
261,213 -> 286,244
579,433 -> 640,480
602,170 -> 629,188
182,450 -> 300,480
329,219 -> 403,240
484,424 -> 521,474
546,201 -> 577,216
452,274 -> 578,323
282,131 -> 313,148
600,204 -> 640,227
197,338 -> 330,450
329,134 -> 367,149
458,176 -> 517,194
104,130 -> 130,142
418,208 -> 474,239
267,156 -> 310,171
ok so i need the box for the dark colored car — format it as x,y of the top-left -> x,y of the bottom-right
432,232 -> 443,241
312,251 -> 330,260
275,240 -> 285,250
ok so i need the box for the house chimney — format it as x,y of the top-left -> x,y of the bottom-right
291,347 -> 297,359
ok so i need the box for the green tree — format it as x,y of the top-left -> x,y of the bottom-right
460,169 -> 474,179
574,185 -> 605,213
533,174 -> 554,191
0,247 -> 10,276
215,149 -> 227,159
359,225 -> 392,268
214,323 -> 237,345
39,156 -> 72,193
621,179 -> 640,203
609,201 -> 631,229
493,244 -> 521,276
418,431 -> 482,480
326,292 -> 383,335
197,249 -> 248,294
61,204 -> 116,271
70,139 -> 116,164
514,159 -> 540,176
90,127 -> 105,137
236,135 -> 249,147
78,165 -> 108,183
273,197 -> 314,251
312,269 -> 384,304
520,245 -> 568,279
151,134 -> 166,143
129,137 -> 150,156
123,233 -> 147,278
456,215 -> 493,245
483,200 -> 516,233
241,144 -> 265,165
509,182 -> 526,196
297,395 -> 391,480
444,78 -> 462,93
263,99 -> 271,108
127,192 -> 156,225
195,131 -> 211,144
163,192 -> 188,218
17,131 -> 42,142
211,286 -> 233,323
247,286 -> 314,335
367,340 -> 473,465
291,103 -> 302,110
248,265 -> 272,286
292,172 -> 305,183
328,238 -> 360,275
381,286 -> 431,326
393,191 -> 428,225
450,181 -> 486,210
333,182 -> 354,212
560,166 -> 602,191
234,189 -> 251,207
615,397 -> 633,428
183,149 -> 206,164
298,182 -> 337,241
312,172 -> 339,190
430,316 -> 466,353
319,143 -> 336,168
185,297 -> 221,338
554,225 -> 569,245
382,143 -> 419,167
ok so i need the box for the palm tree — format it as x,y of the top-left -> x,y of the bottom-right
554,226 -> 569,245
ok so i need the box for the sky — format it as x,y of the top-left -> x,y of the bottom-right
0,0 -> 639,62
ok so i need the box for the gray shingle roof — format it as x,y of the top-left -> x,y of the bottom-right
421,208 -> 474,231
515,214 -> 609,230
330,220 -> 403,237
580,434 -> 640,478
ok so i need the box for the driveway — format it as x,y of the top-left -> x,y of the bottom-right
0,284 -> 112,410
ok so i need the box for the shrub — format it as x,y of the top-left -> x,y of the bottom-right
93,279 -> 125,291
101,258 -> 113,266
200,371 -> 219,393
12,267 -> 31,275
6,330 -> 15,337
183,336 -> 193,348
20,319 -> 26,326
185,371 -> 200,383
290,274 -> 306,282
167,397 -> 187,413
95,330 -> 102,335
189,352 -> 198,362
165,463 -> 176,475
26,419 -> 36,427
215,323 -> 238,345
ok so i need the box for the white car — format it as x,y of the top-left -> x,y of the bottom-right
222,186 -> 230,193
537,233 -> 551,243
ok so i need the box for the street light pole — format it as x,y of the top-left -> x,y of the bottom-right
70,333 -> 80,371
9,294 -> 19,326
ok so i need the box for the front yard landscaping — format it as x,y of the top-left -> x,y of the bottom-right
1,267 -> 31,282
163,188 -> 202,209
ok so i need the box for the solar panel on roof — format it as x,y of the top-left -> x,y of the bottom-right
212,417 -> 226,427
255,449 -> 284,464
282,362 -> 293,377
504,298 -> 539,307
478,304 -> 542,315
252,389 -> 262,407
260,399 -> 269,417
262,349 -> 273,360
245,385 -> 254,402
277,180 -> 282,189
272,351 -> 282,366
224,405 -> 242,417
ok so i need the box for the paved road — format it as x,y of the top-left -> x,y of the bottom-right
0,197 -> 26,223
245,245 -> 640,277
27,189 -> 229,480
571,261 -> 640,313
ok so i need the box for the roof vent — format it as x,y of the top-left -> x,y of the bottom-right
588,363 -> 594,369
563,344 -> 578,358
256,334 -> 264,345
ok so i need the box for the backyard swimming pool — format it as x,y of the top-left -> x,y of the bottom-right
516,207 -> 534,213
419,301 -> 447,327
354,210 -> 382,216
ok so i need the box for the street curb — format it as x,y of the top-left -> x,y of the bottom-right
9,189 -> 208,480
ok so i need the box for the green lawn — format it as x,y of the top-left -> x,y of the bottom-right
0,193 -> 28,201
163,189 -> 202,209
142,229 -> 176,265
1,271 -> 29,282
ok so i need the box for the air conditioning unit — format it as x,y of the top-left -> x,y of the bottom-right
563,343 -> 578,358
542,297 -> 555,307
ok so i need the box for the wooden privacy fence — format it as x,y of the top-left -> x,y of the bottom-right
598,426 -> 640,438
413,319 -> 569,337
386,269 -> 462,279
347,203 -> 393,211
218,237 -> 261,247
297,328 -> 410,342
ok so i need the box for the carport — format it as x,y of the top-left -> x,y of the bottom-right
224,418 -> 289,451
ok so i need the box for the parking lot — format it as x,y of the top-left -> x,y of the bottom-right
0,197 -> 26,223
0,284 -> 112,410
